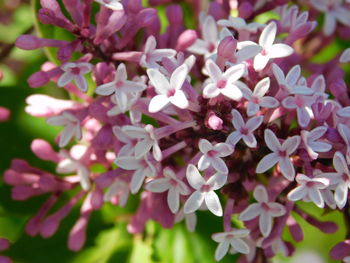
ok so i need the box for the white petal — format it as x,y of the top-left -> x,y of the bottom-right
169,90 -> 189,109
198,155 -> 211,171
95,82 -> 116,96
260,97 -> 279,108
168,187 -> 180,213
147,69 -> 170,94
205,191 -> 223,216
279,157 -> 295,181
335,183 -> 348,209
272,63 -> 285,84
224,64 -> 245,83
246,116 -> 263,132
221,84 -> 243,101
323,13 -> 336,36
57,72 -> 73,87
207,173 -> 227,190
296,107 -> 310,127
268,203 -> 286,217
236,45 -> 262,62
239,203 -> 262,221
282,135 -> 300,155
254,185 -> 268,203
199,139 -> 212,153
206,59 -> 222,82
214,143 -> 233,157
230,238 -> 250,254
148,95 -> 170,113
268,44 -> 293,59
203,83 -> 220,98
115,63 -> 127,81
259,21 -> 276,48
74,75 -> 88,92
285,65 -> 301,86
256,153 -> 279,173
333,151 -> 350,175
254,77 -> 270,97
309,188 -> 324,208
247,102 -> 260,116
253,53 -> 270,71
202,15 -> 218,43
243,134 -> 257,148
215,241 -> 230,261
226,131 -> 242,146
264,129 -> 281,152
211,156 -> 228,174
145,178 -> 170,193
340,48 -> 350,63
130,169 -> 146,194
114,156 -> 140,170
288,186 -> 307,201
59,124 -> 76,147
134,139 -> 153,158
170,64 -> 188,91
184,191 -> 205,214
186,164 -> 205,189
259,212 -> 272,237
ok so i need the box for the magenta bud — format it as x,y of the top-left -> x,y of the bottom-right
238,2 -> 253,19
68,216 -> 88,251
0,107 -> 10,122
329,79 -> 347,98
31,139 -> 60,163
176,30 -> 197,51
166,5 -> 183,24
0,239 -> 10,251
90,187 -> 104,210
207,112 -> 223,130
218,36 -> 237,59
16,35 -> 40,50
28,71 -> 50,88
330,240 -> 350,260
137,8 -> 157,27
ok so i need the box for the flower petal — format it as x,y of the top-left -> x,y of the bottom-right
254,185 -> 269,203
239,203 -> 262,221
264,129 -> 281,152
204,191 -> 223,216
169,90 -> 189,109
145,178 -> 170,193
214,240 -> 230,261
149,95 -> 170,113
184,191 -> 205,214
186,164 -> 205,189
259,212 -> 272,237
147,69 -> 170,94
259,22 -> 276,48
167,187 -> 180,213
256,153 -> 279,173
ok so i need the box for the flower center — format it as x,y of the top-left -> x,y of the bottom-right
261,202 -> 270,211
71,67 -> 81,75
240,127 -> 249,135
200,184 -> 212,192
278,150 -> 287,157
207,42 -> 216,52
167,89 -> 176,97
207,150 -> 218,157
116,81 -> 124,88
217,79 -> 227,89
261,48 -> 268,56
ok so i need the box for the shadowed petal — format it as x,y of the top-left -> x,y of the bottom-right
184,191 -> 205,214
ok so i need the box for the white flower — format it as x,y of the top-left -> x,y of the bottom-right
310,0 -> 350,36
46,112 -> 82,147
198,139 -> 233,174
184,164 -> 227,216
272,63 -> 313,95
256,129 -> 300,181
187,15 -> 220,57
175,208 -> 197,232
338,123 -> 350,163
217,16 -> 264,40
115,154 -> 156,194
94,0 -> 123,10
226,109 -> 263,148
240,77 -> 279,116
112,126 -> 137,157
287,174 -> 330,208
253,22 -> 294,71
282,94 -> 316,127
147,64 -> 189,112
140,35 -> 176,68
239,185 -> 286,237
340,48 -> 350,63
145,167 -> 190,213
57,62 -> 93,92
121,124 -> 162,161
301,126 -> 332,160
56,147 -> 91,191
95,63 -> 146,112
212,229 -> 250,261
104,180 -> 129,207
202,60 -> 245,101
321,152 -> 350,209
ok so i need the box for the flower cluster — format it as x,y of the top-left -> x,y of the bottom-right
6,0 -> 350,262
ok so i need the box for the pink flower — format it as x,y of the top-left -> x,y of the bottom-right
212,229 -> 250,261
95,63 -> 146,112
226,109 -> 263,148
46,112 -> 82,147
140,35 -> 176,68
253,22 -> 293,71
145,167 -> 190,213
147,64 -> 189,112
239,185 -> 286,237
202,60 -> 245,101
198,139 -> 233,174
240,77 -> 279,116
256,129 -> 300,181
184,164 -> 227,216
287,173 -> 330,208
57,62 -> 93,92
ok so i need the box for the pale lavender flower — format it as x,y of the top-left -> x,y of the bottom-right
147,64 -> 189,112
198,139 -> 233,174
145,167 -> 190,213
104,180 -> 129,207
240,77 -> 279,116
184,164 -> 226,216
212,229 -> 250,261
46,112 -> 82,148
57,62 -> 93,92
256,129 -> 300,181
282,94 -> 316,127
202,60 -> 245,101
287,174 -> 330,208
338,124 -> 350,163
95,63 -> 146,112
340,48 -> 350,63
253,22 -> 294,71
301,126 -> 332,160
175,208 -> 197,232
239,185 -> 286,237
226,109 -> 263,148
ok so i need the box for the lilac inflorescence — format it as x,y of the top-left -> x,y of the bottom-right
6,0 -> 350,261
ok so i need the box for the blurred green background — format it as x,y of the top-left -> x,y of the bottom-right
0,0 -> 348,262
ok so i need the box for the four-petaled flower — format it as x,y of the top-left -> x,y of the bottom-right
145,167 -> 190,213
140,35 -> 176,68
203,60 -> 245,101
184,164 -> 227,216
240,77 -> 279,116
58,62 -> 93,92
254,22 -> 293,71
301,126 -> 332,160
95,63 -> 146,112
104,180 -> 129,207
212,229 -> 250,261
256,129 -> 300,181
121,124 -> 162,161
226,109 -> 263,148
47,111 -> 82,148
287,173 -> 330,208
321,152 -> 350,209
147,64 -> 189,112
239,185 -> 286,237
198,139 -> 233,174
115,154 -> 156,194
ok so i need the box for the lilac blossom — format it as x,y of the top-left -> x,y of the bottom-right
57,62 -> 93,92
340,48 -> 350,63
239,185 -> 286,237
94,0 -> 123,11
184,164 -> 226,216
256,129 -> 300,181
301,126 -> 332,160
